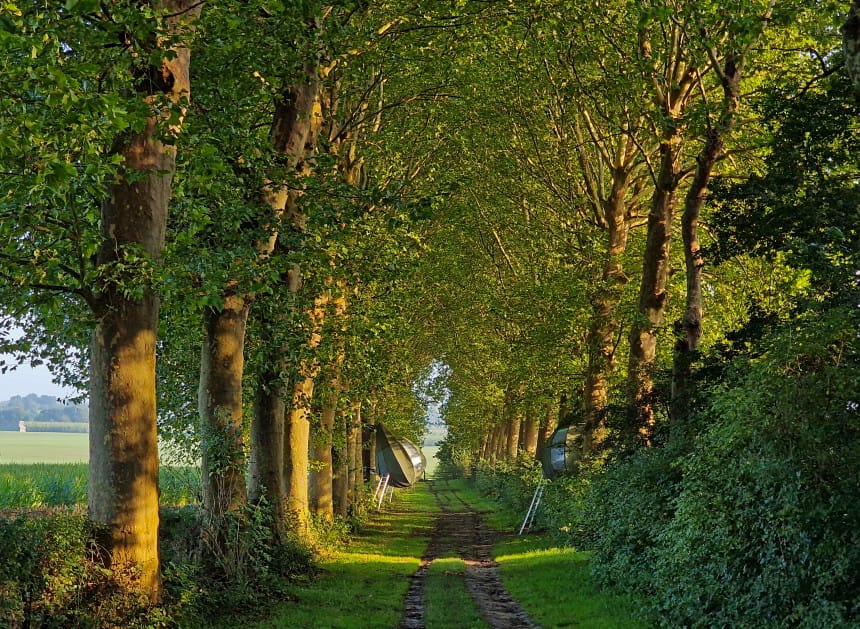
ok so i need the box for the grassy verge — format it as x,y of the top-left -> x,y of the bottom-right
494,536 -> 648,629
240,482 -> 438,629
451,478 -> 650,629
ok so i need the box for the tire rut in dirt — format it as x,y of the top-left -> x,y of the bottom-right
399,481 -> 539,629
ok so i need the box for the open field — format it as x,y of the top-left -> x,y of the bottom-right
0,431 -> 89,463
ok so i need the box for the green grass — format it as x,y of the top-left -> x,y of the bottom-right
0,431 -> 89,463
431,478 -> 649,628
425,554 -> 488,629
241,483 -> 439,629
0,463 -> 201,508
494,536 -> 649,629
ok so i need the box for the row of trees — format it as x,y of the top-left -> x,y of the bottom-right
0,0 -> 453,601
0,0 -> 856,620
422,0 -> 855,462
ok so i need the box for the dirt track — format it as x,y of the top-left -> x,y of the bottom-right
400,480 -> 538,629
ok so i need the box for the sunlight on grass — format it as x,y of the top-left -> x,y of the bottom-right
495,536 -> 650,629
247,481 -> 439,629
425,555 -> 487,629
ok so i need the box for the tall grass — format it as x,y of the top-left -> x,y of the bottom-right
0,463 -> 201,509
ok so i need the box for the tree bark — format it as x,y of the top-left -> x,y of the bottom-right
309,368 -> 340,520
199,294 -> 250,522
349,400 -> 363,503
249,358 -> 286,528
88,1 -> 199,602
583,170 -> 630,453
535,402 -> 557,462
671,57 -> 741,423
250,59 -> 321,535
627,123 -> 683,441
521,405 -> 539,457
332,407 -> 349,517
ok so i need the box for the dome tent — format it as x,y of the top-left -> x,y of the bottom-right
374,423 -> 426,488
540,422 -> 585,478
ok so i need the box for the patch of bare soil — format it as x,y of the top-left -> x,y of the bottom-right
400,480 -> 539,629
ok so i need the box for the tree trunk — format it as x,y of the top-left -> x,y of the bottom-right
309,370 -> 340,521
252,59 -> 321,537
493,422 -> 506,460
88,1 -> 199,602
583,172 -> 630,453
349,401 -> 363,502
521,405 -> 539,457
505,413 -> 520,460
535,402 -> 557,462
332,408 -> 349,517
627,123 -> 683,441
249,359 -> 286,528
199,295 -> 250,523
672,58 -> 741,424
363,406 -> 377,481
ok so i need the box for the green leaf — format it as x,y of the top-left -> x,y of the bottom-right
65,0 -> 99,13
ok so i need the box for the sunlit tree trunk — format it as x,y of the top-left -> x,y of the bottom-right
627,123 -> 682,440
672,57 -> 741,423
250,61 -> 321,535
88,1 -> 199,602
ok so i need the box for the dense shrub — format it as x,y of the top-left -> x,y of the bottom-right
0,509 -> 168,628
0,509 -> 91,627
646,309 -> 860,628
474,455 -> 542,513
578,308 -> 859,627
559,447 -> 681,598
0,501 -> 318,628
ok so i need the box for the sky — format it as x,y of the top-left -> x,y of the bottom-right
0,360 -> 77,400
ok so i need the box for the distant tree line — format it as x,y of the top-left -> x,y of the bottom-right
0,394 -> 88,431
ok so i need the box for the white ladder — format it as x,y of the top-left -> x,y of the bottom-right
519,478 -> 545,535
374,473 -> 391,511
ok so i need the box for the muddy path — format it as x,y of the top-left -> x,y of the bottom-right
400,480 -> 539,629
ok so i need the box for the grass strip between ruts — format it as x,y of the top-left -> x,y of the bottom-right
424,554 -> 488,629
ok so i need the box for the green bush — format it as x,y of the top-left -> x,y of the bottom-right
0,509 -> 90,627
574,447 -> 681,597
577,307 -> 859,627
474,455 -> 542,514
646,308 -> 860,627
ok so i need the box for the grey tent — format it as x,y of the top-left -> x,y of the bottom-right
540,423 -> 585,478
375,423 -> 426,488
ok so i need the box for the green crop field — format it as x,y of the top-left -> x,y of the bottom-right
0,431 -> 89,463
